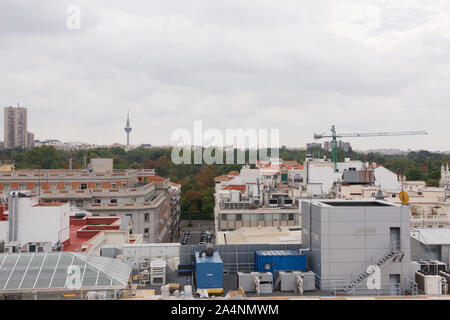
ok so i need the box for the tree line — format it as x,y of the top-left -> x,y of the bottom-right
1,146 -> 449,220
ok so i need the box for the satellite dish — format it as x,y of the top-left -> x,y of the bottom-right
399,191 -> 409,205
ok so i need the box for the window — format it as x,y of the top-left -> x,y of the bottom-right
110,199 -> 117,204
50,183 -> 57,191
272,213 -> 280,221
265,214 -> 272,222
122,182 -> 127,188
80,183 -> 87,190
227,214 -> 236,221
250,214 -> 258,222
95,183 -> 101,189
94,199 -> 101,204
391,194 -> 396,198
18,184 -> 25,191
236,214 -> 242,221
281,214 -> 287,221
3,184 -> 10,191
144,228 -> 149,237
111,183 -> 117,189
65,183 -> 72,190
221,214 -> 226,221
144,213 -> 149,222
288,213 -> 294,221
34,184 -> 42,190
258,214 -> 264,221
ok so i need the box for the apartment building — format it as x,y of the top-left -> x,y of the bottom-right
214,189 -> 300,233
0,158 -> 180,243
0,193 -> 141,255
4,106 -> 34,149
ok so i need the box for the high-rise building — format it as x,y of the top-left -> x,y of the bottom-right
4,106 -> 34,149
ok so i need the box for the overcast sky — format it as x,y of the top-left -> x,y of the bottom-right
0,1 -> 449,151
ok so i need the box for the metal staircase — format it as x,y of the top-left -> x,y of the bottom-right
331,241 -> 405,295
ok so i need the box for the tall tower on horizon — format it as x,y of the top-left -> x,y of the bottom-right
4,104 -> 34,149
124,110 -> 132,146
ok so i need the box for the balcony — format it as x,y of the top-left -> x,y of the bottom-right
85,192 -> 168,211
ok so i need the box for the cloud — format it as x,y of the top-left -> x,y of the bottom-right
0,1 -> 449,151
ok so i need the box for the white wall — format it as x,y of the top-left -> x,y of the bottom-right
307,164 -> 340,195
0,221 -> 8,242
374,166 -> 401,190
336,161 -> 363,172
14,197 -> 70,244
122,243 -> 181,269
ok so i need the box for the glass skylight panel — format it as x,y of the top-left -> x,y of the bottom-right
96,271 -> 112,286
0,254 -> 19,290
81,263 -> 98,287
4,253 -> 33,290
35,253 -> 60,288
50,253 -> 74,288
0,253 -> 131,292
20,254 -> 45,289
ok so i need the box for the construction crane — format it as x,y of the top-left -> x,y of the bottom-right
313,124 -> 428,172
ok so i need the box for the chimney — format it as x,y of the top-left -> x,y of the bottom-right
68,155 -> 73,170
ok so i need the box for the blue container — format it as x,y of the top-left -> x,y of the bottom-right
254,250 -> 306,273
194,250 -> 223,289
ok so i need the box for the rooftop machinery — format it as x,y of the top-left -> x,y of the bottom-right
313,124 -> 428,171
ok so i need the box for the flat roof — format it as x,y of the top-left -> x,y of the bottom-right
217,226 -> 302,245
319,201 -> 393,207
411,228 -> 450,245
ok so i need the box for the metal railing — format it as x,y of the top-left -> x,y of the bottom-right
330,240 -> 403,295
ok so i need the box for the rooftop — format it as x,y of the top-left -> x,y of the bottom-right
411,228 -> 450,245
216,226 -> 302,245
63,216 -> 124,252
0,252 -> 131,293
319,200 -> 394,207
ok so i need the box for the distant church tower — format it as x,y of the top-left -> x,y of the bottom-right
439,163 -> 450,191
124,110 -> 132,146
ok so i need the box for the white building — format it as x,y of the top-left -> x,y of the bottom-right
1,193 -> 71,246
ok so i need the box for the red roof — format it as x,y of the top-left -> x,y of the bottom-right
223,185 -> 246,193
281,161 -> 303,170
33,202 -> 66,207
214,174 -> 233,183
146,175 -> 167,182
228,171 -> 240,176
63,216 -> 122,252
